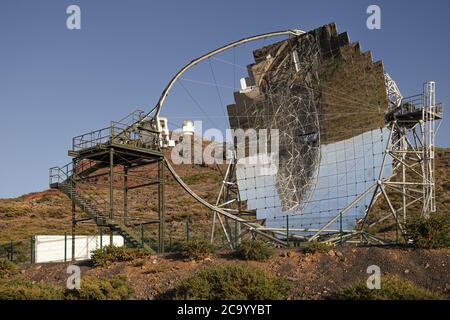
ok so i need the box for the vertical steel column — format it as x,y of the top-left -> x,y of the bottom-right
402,131 -> 407,224
30,236 -> 34,264
211,163 -> 229,244
71,158 -> 76,262
421,82 -> 433,218
234,220 -> 238,249
158,160 -> 165,253
286,215 -> 290,247
64,232 -> 67,263
421,88 -> 428,218
236,164 -> 242,248
109,148 -> 114,244
71,201 -> 76,261
423,81 -> 436,217
123,166 -> 128,226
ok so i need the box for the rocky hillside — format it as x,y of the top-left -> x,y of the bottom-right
0,148 -> 449,244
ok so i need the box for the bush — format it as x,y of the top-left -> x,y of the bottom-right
90,245 -> 148,267
0,259 -> 19,279
145,264 -> 170,274
179,238 -> 214,261
174,264 -> 291,300
235,240 -> 274,261
406,213 -> 450,249
0,279 -> 64,300
65,275 -> 134,300
0,241 -> 30,264
132,259 -> 145,267
0,275 -> 134,300
337,275 -> 444,300
300,242 -> 330,254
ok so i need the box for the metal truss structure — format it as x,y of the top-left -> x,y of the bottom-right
213,81 -> 443,247
356,81 -> 443,244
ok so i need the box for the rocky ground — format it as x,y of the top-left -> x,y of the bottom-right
17,246 -> 450,300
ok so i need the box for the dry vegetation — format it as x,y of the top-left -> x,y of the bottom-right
3,246 -> 449,300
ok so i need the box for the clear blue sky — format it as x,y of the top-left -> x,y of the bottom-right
1,0 -> 449,198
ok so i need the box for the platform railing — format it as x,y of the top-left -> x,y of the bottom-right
49,167 -> 64,186
71,109 -> 162,153
387,94 -> 444,120
432,103 -> 444,117
399,94 -> 424,114
72,126 -> 111,151
49,163 -> 73,185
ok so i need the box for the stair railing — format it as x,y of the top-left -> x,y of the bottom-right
49,163 -> 147,249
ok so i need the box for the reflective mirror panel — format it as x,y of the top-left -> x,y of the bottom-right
229,23 -> 391,233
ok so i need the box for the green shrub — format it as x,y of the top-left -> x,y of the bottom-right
300,242 -> 330,254
235,240 -> 274,261
167,240 -> 184,253
406,213 -> 450,249
174,264 -> 291,300
0,242 -> 30,264
145,264 -> 170,274
65,275 -> 134,300
90,245 -> 148,267
0,274 -> 134,300
132,259 -> 145,267
337,275 -> 444,300
0,259 -> 19,279
180,238 -> 214,261
0,279 -> 64,300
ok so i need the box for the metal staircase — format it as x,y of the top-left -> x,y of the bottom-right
50,165 -> 148,250
48,109 -> 167,251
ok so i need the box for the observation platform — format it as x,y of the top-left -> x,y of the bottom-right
68,111 -> 163,163
49,110 -> 167,252
385,94 -> 443,125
